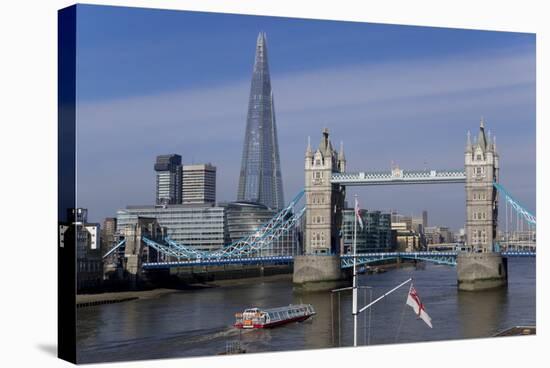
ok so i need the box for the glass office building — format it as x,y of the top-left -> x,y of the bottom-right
222,201 -> 297,256
115,202 -> 297,255
237,32 -> 284,210
342,209 -> 393,253
154,154 -> 182,205
116,204 -> 229,251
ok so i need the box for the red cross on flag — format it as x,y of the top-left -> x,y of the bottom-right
406,283 -> 433,328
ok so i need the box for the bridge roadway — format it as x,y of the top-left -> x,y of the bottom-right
331,169 -> 466,186
141,251 -> 535,270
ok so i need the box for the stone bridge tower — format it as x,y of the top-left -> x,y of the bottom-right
304,128 -> 346,254
122,217 -> 164,289
464,119 -> 499,252
293,128 -> 347,290
459,119 -> 507,291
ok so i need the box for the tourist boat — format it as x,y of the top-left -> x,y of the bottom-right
234,304 -> 316,329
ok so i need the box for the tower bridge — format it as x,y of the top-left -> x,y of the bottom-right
294,120 -> 534,290
104,120 -> 535,291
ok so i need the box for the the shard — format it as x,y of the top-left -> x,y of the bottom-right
237,32 -> 285,210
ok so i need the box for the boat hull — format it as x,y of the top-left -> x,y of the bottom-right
234,314 -> 313,329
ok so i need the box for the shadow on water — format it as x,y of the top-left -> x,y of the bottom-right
457,287 -> 508,338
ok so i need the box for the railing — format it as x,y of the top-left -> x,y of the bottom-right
142,255 -> 294,269
340,251 -> 459,268
139,250 -> 535,269
340,250 -> 535,268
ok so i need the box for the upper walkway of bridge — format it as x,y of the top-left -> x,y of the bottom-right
331,168 -> 466,186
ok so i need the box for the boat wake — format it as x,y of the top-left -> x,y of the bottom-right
78,325 -> 255,355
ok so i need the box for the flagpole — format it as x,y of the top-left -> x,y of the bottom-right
353,195 -> 358,347
358,278 -> 413,314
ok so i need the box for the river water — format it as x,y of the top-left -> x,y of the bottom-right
76,257 -> 535,363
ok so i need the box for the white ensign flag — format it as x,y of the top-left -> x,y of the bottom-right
406,284 -> 433,328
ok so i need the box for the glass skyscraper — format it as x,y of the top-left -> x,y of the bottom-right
237,32 -> 284,210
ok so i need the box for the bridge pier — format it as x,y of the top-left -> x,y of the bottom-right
457,252 -> 507,291
292,255 -> 348,291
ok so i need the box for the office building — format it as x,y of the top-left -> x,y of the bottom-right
154,154 -> 182,205
182,163 -> 216,204
391,222 -> 421,252
222,201 -> 296,256
116,204 -> 229,252
425,226 -> 453,244
392,221 -> 421,252
391,212 -> 413,230
237,32 -> 284,210
411,217 -> 424,234
341,209 -> 393,253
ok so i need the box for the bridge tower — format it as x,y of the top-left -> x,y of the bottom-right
121,217 -> 164,289
459,118 -> 507,291
293,128 -> 347,290
303,128 -> 346,254
464,118 -> 499,252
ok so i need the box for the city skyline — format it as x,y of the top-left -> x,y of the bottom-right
75,5 -> 536,229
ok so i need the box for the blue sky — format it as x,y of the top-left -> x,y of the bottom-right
75,4 -> 536,230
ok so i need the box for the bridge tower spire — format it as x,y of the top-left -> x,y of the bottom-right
465,119 -> 499,252
465,130 -> 472,153
338,140 -> 346,172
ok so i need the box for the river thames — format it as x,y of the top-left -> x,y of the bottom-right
76,257 -> 535,363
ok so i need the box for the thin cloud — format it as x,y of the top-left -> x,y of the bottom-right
76,45 -> 535,228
